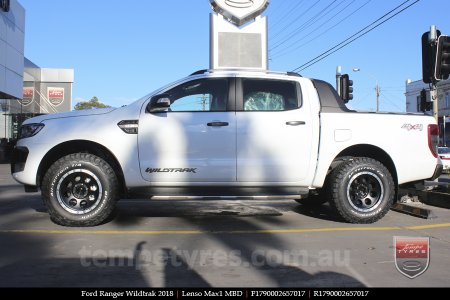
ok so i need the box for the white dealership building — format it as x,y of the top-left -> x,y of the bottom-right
405,78 -> 450,144
1,0 -> 74,141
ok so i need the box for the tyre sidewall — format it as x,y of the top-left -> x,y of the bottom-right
335,160 -> 393,222
43,155 -> 117,225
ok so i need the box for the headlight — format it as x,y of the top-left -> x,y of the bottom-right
18,123 -> 45,139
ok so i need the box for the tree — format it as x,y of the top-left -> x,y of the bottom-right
74,96 -> 111,110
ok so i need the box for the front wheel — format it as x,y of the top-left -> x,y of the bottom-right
327,157 -> 394,223
42,153 -> 119,227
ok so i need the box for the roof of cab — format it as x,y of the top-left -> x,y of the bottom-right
189,69 -> 302,78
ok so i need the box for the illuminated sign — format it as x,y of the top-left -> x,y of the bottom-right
1,0 -> 10,12
210,0 -> 269,27
20,87 -> 34,106
48,87 -> 65,106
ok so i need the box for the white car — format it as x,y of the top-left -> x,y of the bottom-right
11,69 -> 442,226
438,147 -> 450,173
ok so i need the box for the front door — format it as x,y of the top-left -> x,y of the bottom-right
138,77 -> 236,182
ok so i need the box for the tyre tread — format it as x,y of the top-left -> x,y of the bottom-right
327,157 -> 394,224
41,153 -> 118,227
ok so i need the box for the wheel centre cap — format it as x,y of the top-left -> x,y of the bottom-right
355,184 -> 369,198
73,183 -> 88,199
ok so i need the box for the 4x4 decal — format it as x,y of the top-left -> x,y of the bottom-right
401,124 -> 423,131
145,168 -> 197,174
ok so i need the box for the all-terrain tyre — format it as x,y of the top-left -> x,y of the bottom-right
41,153 -> 119,227
327,157 -> 395,223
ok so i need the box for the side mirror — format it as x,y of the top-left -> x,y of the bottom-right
147,94 -> 171,113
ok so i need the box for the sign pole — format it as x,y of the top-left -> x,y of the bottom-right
444,115 -> 447,146
432,85 -> 438,122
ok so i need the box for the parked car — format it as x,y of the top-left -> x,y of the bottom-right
11,69 -> 442,226
438,147 -> 450,173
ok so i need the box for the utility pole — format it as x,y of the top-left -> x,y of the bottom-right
375,81 -> 380,112
353,68 -> 379,111
199,95 -> 208,111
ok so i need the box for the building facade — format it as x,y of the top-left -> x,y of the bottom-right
0,0 -> 25,100
1,1 -> 74,144
405,78 -> 450,144
1,59 -> 74,140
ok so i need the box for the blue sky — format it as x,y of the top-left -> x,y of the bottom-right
19,0 -> 450,111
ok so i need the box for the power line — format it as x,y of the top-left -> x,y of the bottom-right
272,0 -> 343,49
359,90 -> 376,101
380,93 -> 404,111
269,0 -> 322,42
270,0 -> 365,59
271,0 -> 344,51
269,0 -> 306,31
267,0 -> 293,21
292,0 -> 417,72
383,86 -> 405,89
382,88 -> 405,92
292,0 -> 420,72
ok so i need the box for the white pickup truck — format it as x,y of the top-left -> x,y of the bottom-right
11,69 -> 442,226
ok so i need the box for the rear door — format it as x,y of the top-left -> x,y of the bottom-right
236,77 -> 314,184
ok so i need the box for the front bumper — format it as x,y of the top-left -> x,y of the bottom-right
10,146 -> 29,174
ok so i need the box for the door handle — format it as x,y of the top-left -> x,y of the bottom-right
207,122 -> 229,127
286,121 -> 306,126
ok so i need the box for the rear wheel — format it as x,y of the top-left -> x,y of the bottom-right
327,157 -> 394,223
42,153 -> 119,227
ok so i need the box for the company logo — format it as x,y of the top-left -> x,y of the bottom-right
401,124 -> 423,131
394,236 -> 430,278
47,87 -> 65,106
145,168 -> 197,174
19,87 -> 34,106
210,0 -> 269,26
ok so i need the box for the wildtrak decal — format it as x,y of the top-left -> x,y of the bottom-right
145,168 -> 197,174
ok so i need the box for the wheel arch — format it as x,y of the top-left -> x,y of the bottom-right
332,144 -> 398,186
37,140 -> 126,196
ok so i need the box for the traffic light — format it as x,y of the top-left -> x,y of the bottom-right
422,30 -> 440,84
435,35 -> 450,81
340,74 -> 353,103
419,89 -> 432,112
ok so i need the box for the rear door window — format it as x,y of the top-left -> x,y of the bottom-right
242,79 -> 300,111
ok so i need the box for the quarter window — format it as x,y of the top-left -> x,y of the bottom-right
242,79 -> 299,111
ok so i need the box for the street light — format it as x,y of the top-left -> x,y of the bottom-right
353,68 -> 380,112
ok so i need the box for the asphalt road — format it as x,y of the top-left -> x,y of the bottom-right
0,164 -> 449,288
